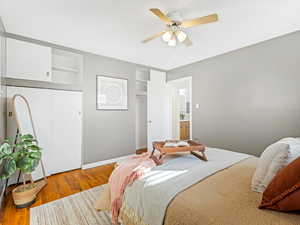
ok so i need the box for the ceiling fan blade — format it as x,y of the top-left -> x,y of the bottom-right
141,31 -> 166,43
183,37 -> 193,47
181,14 -> 218,28
150,8 -> 172,24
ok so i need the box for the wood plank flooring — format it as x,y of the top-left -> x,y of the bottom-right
0,163 -> 115,225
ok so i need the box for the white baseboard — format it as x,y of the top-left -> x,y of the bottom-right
136,145 -> 147,150
82,154 -> 134,170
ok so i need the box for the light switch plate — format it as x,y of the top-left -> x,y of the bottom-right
195,103 -> 200,109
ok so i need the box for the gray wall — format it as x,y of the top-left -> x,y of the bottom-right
83,53 -> 136,164
168,31 -> 300,156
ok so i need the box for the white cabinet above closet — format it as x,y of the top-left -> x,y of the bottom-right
7,38 -> 52,82
6,38 -> 83,85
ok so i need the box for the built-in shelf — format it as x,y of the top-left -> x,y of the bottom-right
136,67 -> 149,97
52,66 -> 79,73
51,49 -> 83,85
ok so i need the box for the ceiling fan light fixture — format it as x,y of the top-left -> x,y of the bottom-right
162,31 -> 172,42
168,35 -> 177,46
142,8 -> 217,47
176,31 -> 187,42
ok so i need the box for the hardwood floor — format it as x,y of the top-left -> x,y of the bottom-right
1,163 -> 115,225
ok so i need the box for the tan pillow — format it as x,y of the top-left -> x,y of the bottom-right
94,184 -> 111,211
259,156 -> 300,211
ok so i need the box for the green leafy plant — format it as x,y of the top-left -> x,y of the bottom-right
0,134 -> 42,181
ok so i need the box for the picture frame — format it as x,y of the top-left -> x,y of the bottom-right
96,75 -> 128,110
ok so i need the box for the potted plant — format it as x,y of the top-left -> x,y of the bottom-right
0,134 -> 43,208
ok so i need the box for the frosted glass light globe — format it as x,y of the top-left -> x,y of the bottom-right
168,35 -> 176,46
176,31 -> 187,42
162,31 -> 172,42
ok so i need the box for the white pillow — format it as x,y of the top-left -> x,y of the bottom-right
251,142 -> 289,193
278,137 -> 300,145
261,148 -> 289,190
278,137 -> 300,165
286,144 -> 300,165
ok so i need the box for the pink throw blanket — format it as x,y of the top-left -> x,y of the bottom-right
109,153 -> 157,225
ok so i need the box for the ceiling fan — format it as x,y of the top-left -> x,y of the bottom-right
142,8 -> 218,47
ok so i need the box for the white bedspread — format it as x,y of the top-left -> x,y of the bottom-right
122,148 -> 251,225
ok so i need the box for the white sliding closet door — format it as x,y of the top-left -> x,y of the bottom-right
51,90 -> 82,174
6,86 -> 82,181
7,87 -> 52,181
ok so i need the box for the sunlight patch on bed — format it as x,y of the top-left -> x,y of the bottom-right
145,169 -> 188,186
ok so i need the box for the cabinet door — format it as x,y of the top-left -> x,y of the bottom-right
180,121 -> 190,140
7,87 -> 82,182
6,86 -> 53,181
6,38 -> 52,82
180,122 -> 185,140
50,90 -> 82,174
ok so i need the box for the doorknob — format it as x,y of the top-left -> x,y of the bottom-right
148,120 -> 152,123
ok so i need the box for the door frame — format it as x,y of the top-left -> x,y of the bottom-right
167,76 -> 192,140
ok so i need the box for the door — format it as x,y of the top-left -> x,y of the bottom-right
7,87 -> 53,181
168,77 -> 193,140
51,90 -> 82,174
6,87 -> 82,182
147,70 -> 170,151
6,38 -> 52,82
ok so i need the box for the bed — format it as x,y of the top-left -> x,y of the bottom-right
118,148 -> 300,225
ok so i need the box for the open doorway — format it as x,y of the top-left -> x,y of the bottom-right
135,68 -> 149,153
168,77 -> 192,140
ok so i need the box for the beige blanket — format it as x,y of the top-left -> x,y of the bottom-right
121,158 -> 300,225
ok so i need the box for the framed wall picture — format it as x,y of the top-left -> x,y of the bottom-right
96,75 -> 128,110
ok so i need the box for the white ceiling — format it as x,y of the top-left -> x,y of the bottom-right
1,0 -> 300,70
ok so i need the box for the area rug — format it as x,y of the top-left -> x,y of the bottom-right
30,184 -> 114,225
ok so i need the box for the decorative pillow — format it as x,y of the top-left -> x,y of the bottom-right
94,184 -> 111,211
251,142 -> 289,193
278,137 -> 300,144
261,148 -> 289,190
277,137 -> 300,165
259,157 -> 300,211
285,145 -> 300,165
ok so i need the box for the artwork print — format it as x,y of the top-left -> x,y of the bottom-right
96,76 -> 128,110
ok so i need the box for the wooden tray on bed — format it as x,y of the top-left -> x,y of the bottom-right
151,140 -> 207,162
